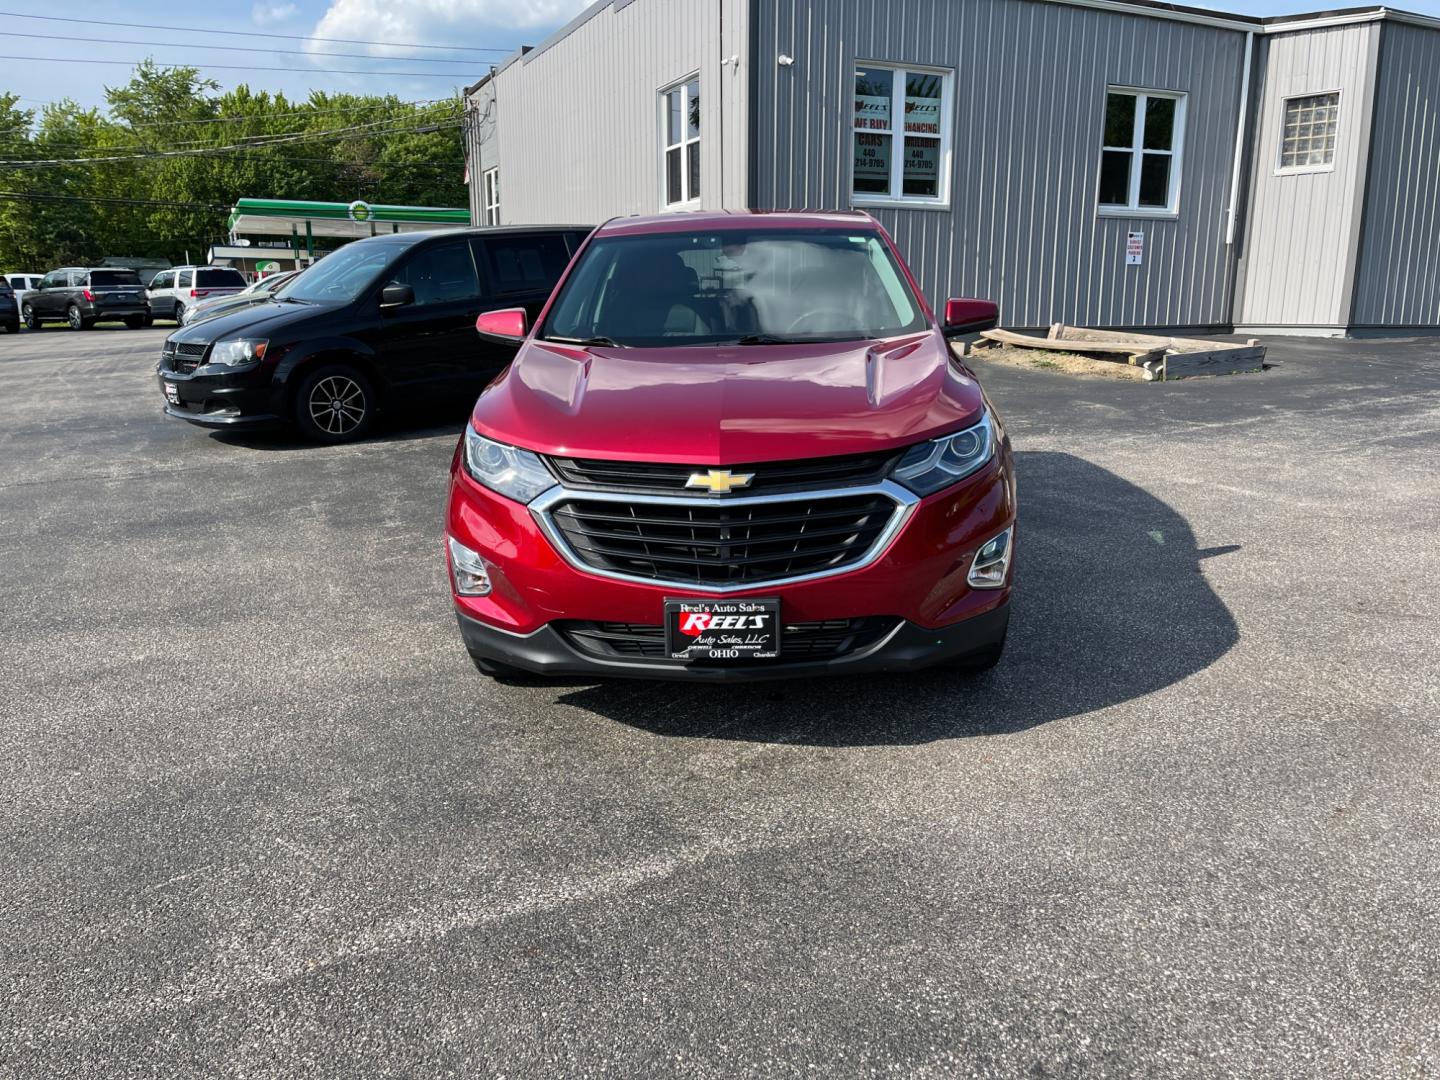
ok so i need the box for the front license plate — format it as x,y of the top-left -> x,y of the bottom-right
665,598 -> 780,661
163,382 -> 180,405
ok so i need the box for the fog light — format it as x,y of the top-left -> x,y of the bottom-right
447,535 -> 493,597
968,528 -> 1012,589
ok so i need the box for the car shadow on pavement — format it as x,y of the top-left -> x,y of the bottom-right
555,451 -> 1240,746
209,410 -> 471,452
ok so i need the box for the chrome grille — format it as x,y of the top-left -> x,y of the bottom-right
547,451 -> 896,495
539,488 -> 906,588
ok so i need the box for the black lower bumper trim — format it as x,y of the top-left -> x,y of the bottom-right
457,603 -> 1009,683
163,404 -> 281,428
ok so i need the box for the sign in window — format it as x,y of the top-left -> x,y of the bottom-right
851,63 -> 952,206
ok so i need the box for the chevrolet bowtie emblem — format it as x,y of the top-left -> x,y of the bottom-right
686,469 -> 754,494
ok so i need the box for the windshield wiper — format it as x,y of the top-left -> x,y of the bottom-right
545,335 -> 622,348
729,333 -> 863,345
730,334 -> 797,345
277,296 -> 311,305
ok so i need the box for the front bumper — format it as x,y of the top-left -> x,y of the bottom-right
448,440 -> 1017,681
157,368 -> 283,428
459,603 -> 1009,683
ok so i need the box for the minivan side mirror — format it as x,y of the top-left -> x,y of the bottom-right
475,307 -> 528,344
942,298 -> 1000,337
379,283 -> 415,309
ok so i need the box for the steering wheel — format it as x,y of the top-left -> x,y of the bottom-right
786,309 -> 853,334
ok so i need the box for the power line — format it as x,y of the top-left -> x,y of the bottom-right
5,30 -> 495,66
0,54 -> 479,78
0,190 -> 229,209
0,117 -> 463,168
0,11 -> 513,53
27,100 -> 458,132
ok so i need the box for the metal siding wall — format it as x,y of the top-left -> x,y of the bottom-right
464,81 -> 499,224
1236,24 -> 1379,330
1353,23 -> 1440,327
751,0 -> 1248,328
484,0 -> 727,225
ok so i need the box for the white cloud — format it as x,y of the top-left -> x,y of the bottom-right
308,0 -> 590,57
252,1 -> 300,25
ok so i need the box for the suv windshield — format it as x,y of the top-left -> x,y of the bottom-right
89,270 -> 142,287
281,241 -> 406,305
541,228 -> 927,347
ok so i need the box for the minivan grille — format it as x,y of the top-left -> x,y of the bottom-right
162,340 -> 208,374
557,617 -> 900,662
546,451 -> 896,495
544,492 -> 900,586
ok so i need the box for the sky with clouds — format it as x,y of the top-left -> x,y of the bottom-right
5,0 -> 1440,112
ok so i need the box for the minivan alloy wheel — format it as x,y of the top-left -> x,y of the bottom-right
308,375 -> 367,435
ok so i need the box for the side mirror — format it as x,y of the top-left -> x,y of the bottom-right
475,307 -> 528,344
379,283 -> 415,309
942,298 -> 1000,337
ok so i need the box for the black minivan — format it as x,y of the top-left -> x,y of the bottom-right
157,225 -> 589,443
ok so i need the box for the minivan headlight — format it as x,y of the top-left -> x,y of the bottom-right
462,425 -> 556,504
890,412 -> 995,496
207,338 -> 268,370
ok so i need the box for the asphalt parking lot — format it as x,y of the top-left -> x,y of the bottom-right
1,324 -> 1437,1078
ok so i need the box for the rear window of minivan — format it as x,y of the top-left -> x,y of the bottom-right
89,271 -> 142,287
196,268 -> 246,287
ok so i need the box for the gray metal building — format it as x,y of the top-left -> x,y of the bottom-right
464,0 -> 1440,336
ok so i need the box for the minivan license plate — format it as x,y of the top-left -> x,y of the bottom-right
665,598 -> 780,661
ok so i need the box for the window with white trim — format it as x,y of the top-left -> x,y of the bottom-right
851,63 -> 953,206
660,76 -> 700,208
1099,88 -> 1186,214
482,167 -> 500,226
1279,92 -> 1339,171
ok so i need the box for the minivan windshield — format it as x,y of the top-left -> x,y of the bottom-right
541,228 -> 928,348
280,241 -> 405,305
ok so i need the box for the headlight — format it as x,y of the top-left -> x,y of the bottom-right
206,338 -> 268,370
462,424 -> 556,504
890,411 -> 995,496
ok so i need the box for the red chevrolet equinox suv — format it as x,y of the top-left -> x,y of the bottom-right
445,211 -> 1014,682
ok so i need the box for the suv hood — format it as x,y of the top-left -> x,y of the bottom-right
472,332 -> 985,463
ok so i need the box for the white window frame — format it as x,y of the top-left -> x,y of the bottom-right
1276,90 -> 1341,176
658,74 -> 701,211
848,61 -> 954,211
1098,86 -> 1188,219
482,167 -> 500,226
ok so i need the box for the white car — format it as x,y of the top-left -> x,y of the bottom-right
145,265 -> 248,324
4,272 -> 43,312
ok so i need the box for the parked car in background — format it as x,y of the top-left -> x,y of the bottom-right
157,225 -> 591,442
182,270 -> 300,326
5,273 -> 43,314
146,266 -> 248,324
446,211 -> 1013,683
0,278 -> 18,334
22,267 -> 148,330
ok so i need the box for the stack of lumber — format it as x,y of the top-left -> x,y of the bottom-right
978,324 -> 1265,381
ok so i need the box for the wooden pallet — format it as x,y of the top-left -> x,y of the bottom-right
977,324 -> 1266,381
